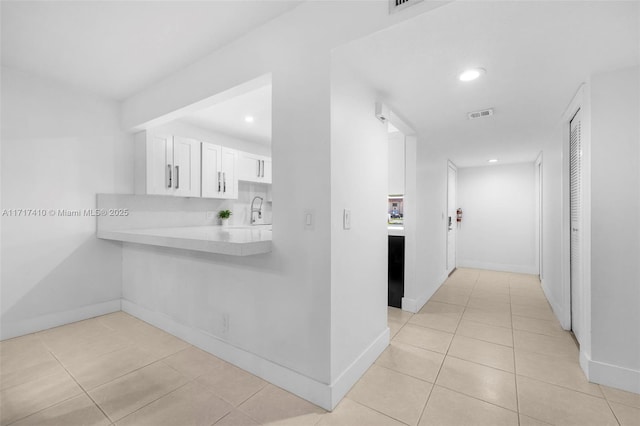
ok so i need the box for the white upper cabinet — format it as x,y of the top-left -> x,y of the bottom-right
238,151 -> 272,184
172,136 -> 201,197
135,131 -> 266,199
262,158 -> 272,184
201,142 -> 238,199
134,131 -> 201,197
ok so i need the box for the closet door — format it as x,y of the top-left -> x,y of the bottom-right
570,108 -> 583,344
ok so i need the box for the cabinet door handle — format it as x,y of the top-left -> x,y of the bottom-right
256,159 -> 260,177
217,171 -> 221,192
223,172 -> 226,193
261,160 -> 265,177
175,166 -> 180,189
167,165 -> 172,188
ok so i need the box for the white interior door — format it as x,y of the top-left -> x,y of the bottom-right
570,109 -> 583,344
447,162 -> 457,273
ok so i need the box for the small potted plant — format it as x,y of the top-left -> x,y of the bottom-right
218,209 -> 232,227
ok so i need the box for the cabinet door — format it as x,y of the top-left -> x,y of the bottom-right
220,147 -> 238,199
201,142 -> 223,198
262,158 -> 272,184
238,151 -> 261,182
146,134 -> 173,195
172,136 -> 201,197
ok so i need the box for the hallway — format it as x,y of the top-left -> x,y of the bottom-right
373,269 -> 638,425
1,269 -> 639,425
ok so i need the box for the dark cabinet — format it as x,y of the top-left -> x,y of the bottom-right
388,235 -> 405,308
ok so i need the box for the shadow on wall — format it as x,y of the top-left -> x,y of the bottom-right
1,237 -> 122,339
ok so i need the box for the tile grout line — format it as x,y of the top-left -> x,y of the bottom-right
47,350 -> 113,424
434,382 -> 520,416
112,342 -> 263,425
517,373 -> 617,400
109,380 -> 194,424
323,397 -> 412,426
414,271 -> 480,426
508,275 -> 522,426
374,363 -> 437,385
381,310 -> 421,426
233,381 -> 270,414
599,390 -> 624,426
4,388 -> 80,426
443,353 -> 515,375
50,344 -> 195,424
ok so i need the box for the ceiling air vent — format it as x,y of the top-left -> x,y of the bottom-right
389,0 -> 424,14
467,108 -> 494,120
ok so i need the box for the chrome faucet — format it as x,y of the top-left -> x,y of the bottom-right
250,196 -> 264,224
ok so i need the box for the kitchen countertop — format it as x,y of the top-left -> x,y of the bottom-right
388,226 -> 405,237
97,225 -> 272,256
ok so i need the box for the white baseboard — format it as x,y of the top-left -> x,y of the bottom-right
457,260 -> 537,275
122,299 -> 386,411
329,327 -> 389,409
541,278 -> 570,330
581,350 -> 640,394
0,300 -> 122,340
402,271 -> 447,313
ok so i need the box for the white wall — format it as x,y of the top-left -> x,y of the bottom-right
157,120 -> 271,158
122,52 -> 334,403
540,128 -> 565,326
457,163 -> 537,274
388,132 -> 405,195
409,142 -> 449,310
116,0 -> 448,410
589,65 -> 640,392
0,67 -> 132,339
329,55 -> 389,402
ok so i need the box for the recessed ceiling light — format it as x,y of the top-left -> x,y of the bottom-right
244,116 -> 254,123
488,159 -> 498,163
459,67 -> 486,82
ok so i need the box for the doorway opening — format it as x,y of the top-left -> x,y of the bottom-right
387,126 -> 406,308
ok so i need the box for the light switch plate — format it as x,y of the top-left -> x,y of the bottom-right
343,209 -> 351,230
304,209 -> 314,230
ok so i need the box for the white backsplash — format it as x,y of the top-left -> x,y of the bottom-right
97,182 -> 272,232
220,181 -> 272,226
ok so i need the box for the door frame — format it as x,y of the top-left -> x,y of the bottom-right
561,83 -> 592,372
446,160 -> 457,275
535,152 -> 543,279
383,107 -> 418,313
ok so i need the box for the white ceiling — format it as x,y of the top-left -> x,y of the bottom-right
335,1 -> 639,167
178,84 -> 272,146
2,1 -> 637,162
1,1 -> 301,100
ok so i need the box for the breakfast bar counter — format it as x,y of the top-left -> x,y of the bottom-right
98,225 -> 272,256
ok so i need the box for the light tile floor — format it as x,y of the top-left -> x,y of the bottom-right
1,269 -> 639,425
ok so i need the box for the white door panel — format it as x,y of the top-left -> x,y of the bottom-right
173,136 -> 200,197
570,109 -> 583,344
